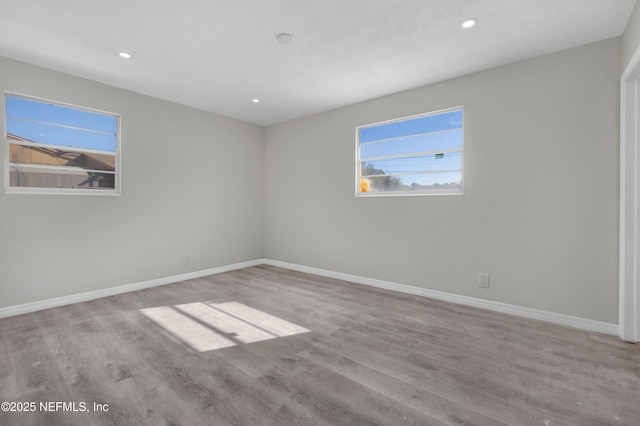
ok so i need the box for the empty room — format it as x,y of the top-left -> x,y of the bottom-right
1,1 -> 640,425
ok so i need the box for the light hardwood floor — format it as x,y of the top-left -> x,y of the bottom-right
1,265 -> 639,425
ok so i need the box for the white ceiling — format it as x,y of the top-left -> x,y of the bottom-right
0,0 -> 636,126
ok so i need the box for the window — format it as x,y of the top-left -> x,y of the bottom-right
356,107 -> 463,196
5,93 -> 120,195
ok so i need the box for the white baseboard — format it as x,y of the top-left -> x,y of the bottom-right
263,259 -> 618,336
0,257 -> 619,336
0,259 -> 264,319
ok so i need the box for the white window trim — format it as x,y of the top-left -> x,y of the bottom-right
619,47 -> 640,343
4,92 -> 122,196
355,106 -> 464,197
10,163 -> 116,176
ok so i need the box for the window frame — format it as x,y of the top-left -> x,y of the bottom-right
355,106 -> 464,197
4,92 -> 121,196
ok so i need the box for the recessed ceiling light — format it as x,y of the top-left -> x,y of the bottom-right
276,33 -> 295,45
461,18 -> 478,29
119,52 -> 131,59
252,98 -> 260,103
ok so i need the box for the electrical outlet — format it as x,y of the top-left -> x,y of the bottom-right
478,273 -> 490,289
183,254 -> 191,266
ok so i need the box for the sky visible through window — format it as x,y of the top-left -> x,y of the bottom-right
359,109 -> 463,188
6,95 -> 117,152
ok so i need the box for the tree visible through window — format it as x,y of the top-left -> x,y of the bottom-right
357,107 -> 463,196
5,93 -> 120,194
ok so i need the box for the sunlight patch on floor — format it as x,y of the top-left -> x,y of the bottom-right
139,301 -> 310,352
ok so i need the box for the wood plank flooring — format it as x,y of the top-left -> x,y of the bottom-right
1,265 -> 639,425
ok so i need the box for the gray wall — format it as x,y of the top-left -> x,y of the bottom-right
1,37 -> 624,324
623,0 -> 640,68
0,56 -> 264,308
264,38 -> 621,323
